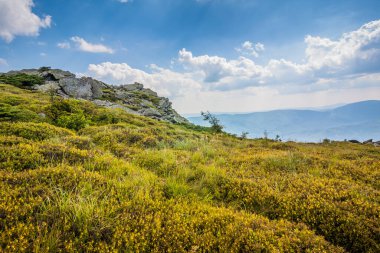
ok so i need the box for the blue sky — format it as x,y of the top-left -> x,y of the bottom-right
1,0 -> 380,113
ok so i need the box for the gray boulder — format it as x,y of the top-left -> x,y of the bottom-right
92,100 -> 139,114
121,82 -> 144,91
171,114 -> 189,124
158,98 -> 171,110
59,77 -> 104,99
139,108 -> 162,117
115,90 -> 133,100
139,100 -> 155,109
38,113 -> 46,118
35,81 -> 60,93
142,88 -> 158,97
42,69 -> 75,80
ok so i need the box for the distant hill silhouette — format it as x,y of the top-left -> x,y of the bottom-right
188,100 -> 380,142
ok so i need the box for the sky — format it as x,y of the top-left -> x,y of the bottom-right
0,0 -> 380,114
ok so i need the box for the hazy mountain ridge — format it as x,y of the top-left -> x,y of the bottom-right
188,100 -> 380,142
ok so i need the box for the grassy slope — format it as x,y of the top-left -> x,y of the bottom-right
0,83 -> 379,252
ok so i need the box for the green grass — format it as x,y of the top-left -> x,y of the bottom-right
0,83 -> 379,252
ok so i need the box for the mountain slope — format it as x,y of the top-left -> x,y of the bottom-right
188,100 -> 380,141
0,83 -> 379,252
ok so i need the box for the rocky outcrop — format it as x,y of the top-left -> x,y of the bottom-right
5,68 -> 188,124
120,82 -> 144,91
346,139 -> 380,147
7,68 -> 75,80
59,77 -> 104,99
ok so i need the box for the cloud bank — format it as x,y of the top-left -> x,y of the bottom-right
0,0 -> 51,42
88,19 -> 380,112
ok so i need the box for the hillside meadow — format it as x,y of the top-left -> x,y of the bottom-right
0,83 -> 379,252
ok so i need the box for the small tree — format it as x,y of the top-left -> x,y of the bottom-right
241,131 -> 249,139
201,111 -> 223,133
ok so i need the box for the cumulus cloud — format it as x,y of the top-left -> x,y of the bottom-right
88,19 -> 380,109
179,19 -> 380,91
236,41 -> 265,57
88,62 -> 201,97
71,36 -> 114,54
178,48 -> 266,86
0,0 -> 51,42
304,20 -> 380,75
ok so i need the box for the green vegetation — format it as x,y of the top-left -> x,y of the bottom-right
38,66 -> 52,72
0,73 -> 44,87
201,111 -> 224,133
0,83 -> 379,252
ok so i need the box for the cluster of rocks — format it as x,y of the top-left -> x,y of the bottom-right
6,68 -> 188,124
348,139 -> 380,147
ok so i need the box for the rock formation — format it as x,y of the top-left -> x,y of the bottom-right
4,68 -> 188,124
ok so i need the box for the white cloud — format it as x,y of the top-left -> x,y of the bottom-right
0,0 -> 51,42
88,62 -> 201,97
304,20 -> 380,75
71,36 -> 114,54
255,42 -> 265,51
118,0 -> 130,2
178,48 -> 266,87
87,19 -> 380,113
57,42 -> 71,49
236,41 -> 265,57
179,19 -> 380,91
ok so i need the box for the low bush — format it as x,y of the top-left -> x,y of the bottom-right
0,122 -> 73,141
0,73 -> 44,87
0,103 -> 40,122
0,166 -> 343,252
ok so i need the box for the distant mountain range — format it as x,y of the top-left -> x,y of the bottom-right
187,100 -> 380,142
